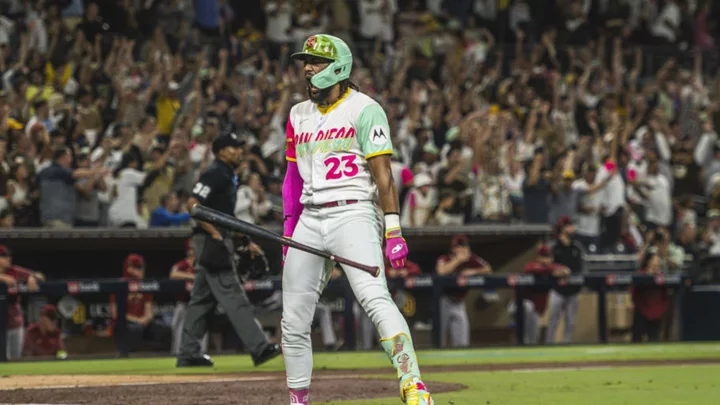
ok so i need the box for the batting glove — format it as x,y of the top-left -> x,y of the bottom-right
384,214 -> 408,269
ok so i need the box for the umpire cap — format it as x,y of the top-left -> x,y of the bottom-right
212,132 -> 244,154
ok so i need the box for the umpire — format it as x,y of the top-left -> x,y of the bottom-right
176,132 -> 281,367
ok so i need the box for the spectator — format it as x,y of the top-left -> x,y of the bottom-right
546,217 -> 585,344
522,151 -> 551,224
549,169 -> 580,225
110,254 -> 170,356
108,153 -> 147,228
37,147 -> 105,228
636,160 -> 673,229
169,240 -> 208,356
650,0 -> 682,45
6,158 -> 37,227
510,245 -> 569,345
630,252 -> 670,342
401,172 -> 435,228
435,235 -> 492,348
638,227 -> 685,274
436,144 -> 470,223
149,192 -> 191,227
701,209 -> 720,257
23,305 -> 66,358
597,159 -> 625,251
235,172 -> 271,224
74,149 -> 106,227
0,244 -> 41,359
142,144 -> 175,213
572,163 -> 610,252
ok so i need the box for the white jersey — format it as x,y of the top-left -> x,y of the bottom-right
286,89 -> 394,206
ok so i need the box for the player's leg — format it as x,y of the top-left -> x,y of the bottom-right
171,302 -> 186,355
315,301 -> 338,349
282,210 -> 332,404
562,294 -> 580,343
325,203 -> 430,404
446,300 -> 461,348
453,301 -> 471,348
356,303 -> 376,349
178,267 -> 216,362
6,327 -> 23,359
544,290 -> 564,343
439,296 -> 451,348
522,300 -> 540,344
207,270 -> 270,355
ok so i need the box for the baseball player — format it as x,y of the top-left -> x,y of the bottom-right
282,34 -> 434,405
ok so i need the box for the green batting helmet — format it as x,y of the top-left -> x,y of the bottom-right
291,34 -> 352,90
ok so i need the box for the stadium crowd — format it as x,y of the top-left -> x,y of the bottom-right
0,0 -> 718,256
2,0 -> 720,357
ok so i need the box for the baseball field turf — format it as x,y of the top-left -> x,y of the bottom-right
1,343 -> 719,404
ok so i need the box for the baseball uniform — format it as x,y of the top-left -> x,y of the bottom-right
283,33 -> 432,405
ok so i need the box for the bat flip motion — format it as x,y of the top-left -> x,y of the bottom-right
190,204 -> 382,277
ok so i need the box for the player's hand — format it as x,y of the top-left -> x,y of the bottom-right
385,228 -> 408,269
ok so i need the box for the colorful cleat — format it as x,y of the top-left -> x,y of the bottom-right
289,388 -> 309,405
401,378 -> 435,405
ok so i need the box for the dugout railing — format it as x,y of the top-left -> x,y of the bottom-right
0,273 -> 690,362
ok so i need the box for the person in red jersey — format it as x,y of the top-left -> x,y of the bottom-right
435,235 -> 492,348
169,239 -> 208,355
0,244 -> 42,359
631,252 -> 670,342
508,245 -> 569,344
23,305 -> 66,358
110,254 -> 170,356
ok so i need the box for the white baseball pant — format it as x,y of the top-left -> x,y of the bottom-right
544,290 -> 579,344
439,296 -> 470,348
6,327 -> 24,359
282,201 -> 419,389
507,300 -> 541,345
355,290 -> 410,350
171,302 -> 208,355
314,301 -> 338,348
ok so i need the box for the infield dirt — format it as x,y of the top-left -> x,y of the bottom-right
2,359 -> 719,405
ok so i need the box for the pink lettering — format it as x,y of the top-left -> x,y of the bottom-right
294,134 -> 300,145
328,128 -> 338,139
346,128 -> 356,139
336,127 -> 346,139
315,131 -> 324,141
304,133 -> 312,143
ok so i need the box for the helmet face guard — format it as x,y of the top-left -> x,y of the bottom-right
292,35 -> 353,90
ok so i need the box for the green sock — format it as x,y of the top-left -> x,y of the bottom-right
380,333 -> 422,389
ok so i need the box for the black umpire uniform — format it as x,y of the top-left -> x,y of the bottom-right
176,132 -> 281,367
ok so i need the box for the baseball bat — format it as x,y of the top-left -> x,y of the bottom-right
190,204 -> 382,277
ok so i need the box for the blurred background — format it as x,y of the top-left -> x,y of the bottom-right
2,0 -> 720,361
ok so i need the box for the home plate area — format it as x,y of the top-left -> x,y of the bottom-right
0,374 -> 465,405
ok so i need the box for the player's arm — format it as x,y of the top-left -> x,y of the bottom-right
169,264 -> 195,280
358,103 -> 407,268
283,116 -> 303,240
189,172 -> 223,240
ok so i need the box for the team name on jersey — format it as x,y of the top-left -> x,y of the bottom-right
294,126 -> 357,158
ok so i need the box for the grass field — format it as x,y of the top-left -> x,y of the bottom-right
2,343 -> 720,405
